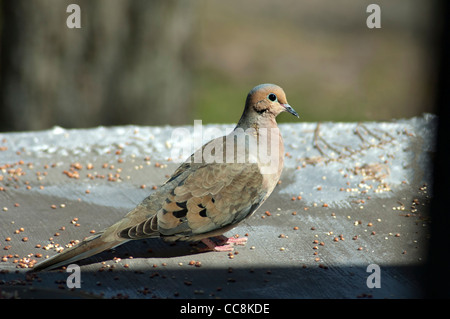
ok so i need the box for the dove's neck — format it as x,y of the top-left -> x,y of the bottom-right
236,110 -> 278,132
235,111 -> 284,178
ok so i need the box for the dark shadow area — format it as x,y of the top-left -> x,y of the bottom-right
74,238 -> 210,269
426,0 -> 450,299
1,264 -> 426,299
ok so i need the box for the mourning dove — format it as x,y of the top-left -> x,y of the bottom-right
33,83 -> 298,271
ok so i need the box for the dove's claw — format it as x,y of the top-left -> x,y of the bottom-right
199,238 -> 234,252
225,236 -> 248,246
199,236 -> 248,252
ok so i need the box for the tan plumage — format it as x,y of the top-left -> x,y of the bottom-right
33,83 -> 298,271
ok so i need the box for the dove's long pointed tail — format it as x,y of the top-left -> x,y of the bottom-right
32,232 -> 128,272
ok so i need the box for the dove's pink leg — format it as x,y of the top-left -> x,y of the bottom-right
200,236 -> 248,252
217,235 -> 248,246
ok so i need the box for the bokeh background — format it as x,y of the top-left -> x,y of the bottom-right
0,0 -> 438,132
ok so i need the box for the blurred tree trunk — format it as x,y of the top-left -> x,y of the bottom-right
0,0 -> 198,131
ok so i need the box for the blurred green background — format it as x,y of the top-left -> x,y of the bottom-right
0,0 -> 437,131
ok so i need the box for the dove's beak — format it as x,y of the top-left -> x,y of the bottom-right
281,103 -> 299,118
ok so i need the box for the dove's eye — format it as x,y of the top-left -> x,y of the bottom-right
267,93 -> 277,102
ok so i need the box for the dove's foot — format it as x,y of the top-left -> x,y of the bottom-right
222,236 -> 248,246
199,236 -> 248,252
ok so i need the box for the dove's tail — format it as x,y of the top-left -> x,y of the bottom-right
32,232 -> 128,272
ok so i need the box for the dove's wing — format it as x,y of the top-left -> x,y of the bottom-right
118,160 -> 265,242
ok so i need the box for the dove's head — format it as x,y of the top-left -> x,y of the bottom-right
245,84 -> 299,119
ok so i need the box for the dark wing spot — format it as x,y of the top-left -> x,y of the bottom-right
199,208 -> 207,217
177,201 -> 187,209
211,198 -> 215,203
198,203 -> 205,209
173,208 -> 188,218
